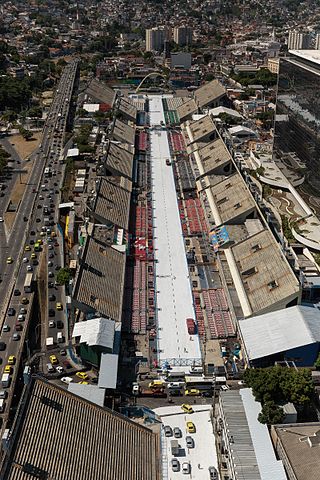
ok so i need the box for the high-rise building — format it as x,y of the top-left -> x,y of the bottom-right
315,33 -> 320,50
287,30 -> 311,50
173,26 -> 193,46
145,26 -> 169,52
273,50 -> 320,215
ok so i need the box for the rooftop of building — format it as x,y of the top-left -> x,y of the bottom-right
208,173 -> 256,225
73,236 -> 126,322
240,305 -> 320,361
272,423 -> 320,480
220,388 -> 287,480
72,316 -> 115,350
86,78 -> 116,107
194,79 -> 226,109
105,141 -> 134,179
112,118 -> 135,145
118,97 -> 137,122
193,137 -> 232,177
183,114 -> 216,144
231,228 -> 300,314
289,49 -> 320,66
92,177 -> 131,230
1,378 -> 160,480
176,97 -> 198,122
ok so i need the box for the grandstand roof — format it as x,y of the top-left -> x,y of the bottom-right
231,229 -> 300,315
176,98 -> 198,122
194,79 -> 226,109
194,138 -> 232,176
73,237 -> 126,321
118,98 -> 137,122
208,173 -> 256,225
92,177 -> 131,230
1,378 -> 160,480
112,119 -> 135,145
86,79 -> 116,107
106,142 -> 134,179
183,115 -> 216,144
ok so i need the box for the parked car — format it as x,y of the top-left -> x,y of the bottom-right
182,462 -> 190,475
209,466 -> 218,480
171,458 -> 180,473
164,425 -> 173,437
173,427 -> 182,438
61,377 -> 73,384
186,436 -> 194,448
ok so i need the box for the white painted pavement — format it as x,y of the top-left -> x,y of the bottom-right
148,97 -> 201,366
154,405 -> 219,480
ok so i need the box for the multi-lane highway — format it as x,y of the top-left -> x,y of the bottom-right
0,60 -> 79,418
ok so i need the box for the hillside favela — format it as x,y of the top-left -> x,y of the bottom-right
1,0 -> 320,479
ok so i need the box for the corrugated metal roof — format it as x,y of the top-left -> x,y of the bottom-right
239,306 -> 320,360
220,389 -> 287,480
72,316 -> 115,349
240,389 -> 287,480
1,379 -> 160,480
98,353 -> 119,389
68,384 -> 105,406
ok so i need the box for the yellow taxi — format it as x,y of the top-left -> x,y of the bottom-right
37,239 -> 43,245
6,257 -> 13,264
21,297 -> 29,305
50,355 -> 58,365
76,372 -> 88,380
79,381 -> 89,385
56,302 -> 63,311
25,245 -> 31,251
181,404 -> 194,414
8,356 -> 16,365
4,365 -> 12,374
185,389 -> 200,396
186,421 -> 196,433
31,253 -> 37,259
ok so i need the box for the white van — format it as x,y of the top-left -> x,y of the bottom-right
47,363 -> 54,373
0,399 -> 5,412
57,332 -> 63,343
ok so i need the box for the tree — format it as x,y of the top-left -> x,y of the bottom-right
56,267 -> 71,285
19,126 -> 33,141
244,366 -> 314,424
258,401 -> 284,425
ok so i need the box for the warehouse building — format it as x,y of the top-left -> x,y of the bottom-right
0,378 -> 160,480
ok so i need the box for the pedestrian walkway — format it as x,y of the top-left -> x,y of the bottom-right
148,96 -> 201,366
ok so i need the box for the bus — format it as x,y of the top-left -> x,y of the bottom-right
34,242 -> 41,252
184,376 -> 214,391
44,167 -> 51,178
165,371 -> 186,382
24,273 -> 33,293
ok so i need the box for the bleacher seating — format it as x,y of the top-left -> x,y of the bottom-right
182,198 -> 208,235
201,288 -> 235,339
193,291 -> 206,338
168,131 -> 185,153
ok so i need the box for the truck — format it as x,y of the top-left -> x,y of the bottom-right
132,382 -> 166,397
148,380 -> 165,390
139,388 -> 166,398
44,217 -> 50,226
186,318 -> 196,335
1,374 -> 10,388
57,332 -> 64,343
